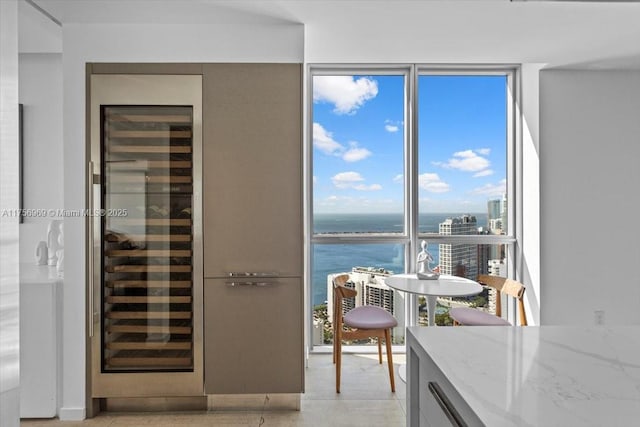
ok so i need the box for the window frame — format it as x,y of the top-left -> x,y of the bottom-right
306,64 -> 522,350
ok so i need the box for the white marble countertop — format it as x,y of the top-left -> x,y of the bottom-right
407,325 -> 640,426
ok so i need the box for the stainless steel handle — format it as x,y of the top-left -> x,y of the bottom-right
88,161 -> 95,338
226,281 -> 274,287
428,382 -> 467,427
228,272 -> 279,278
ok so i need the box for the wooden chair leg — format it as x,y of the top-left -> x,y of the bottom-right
335,333 -> 341,393
377,336 -> 382,364
332,330 -> 336,364
384,329 -> 395,393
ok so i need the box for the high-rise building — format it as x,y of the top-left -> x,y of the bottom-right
439,215 -> 478,280
489,218 -> 503,232
488,259 -> 506,277
487,196 -> 507,261
477,227 -> 491,276
487,198 -> 501,229
501,193 -> 508,234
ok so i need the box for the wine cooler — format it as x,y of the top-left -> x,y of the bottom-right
89,73 -> 203,397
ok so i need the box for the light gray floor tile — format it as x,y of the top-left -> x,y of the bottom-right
21,353 -> 408,427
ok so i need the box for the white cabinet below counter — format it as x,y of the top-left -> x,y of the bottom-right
406,325 -> 640,427
19,263 -> 62,418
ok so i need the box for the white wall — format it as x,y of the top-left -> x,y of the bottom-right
60,22 -> 303,420
540,70 -> 640,325
18,53 -> 64,263
0,0 -> 21,426
520,64 -> 544,326
18,0 -> 62,54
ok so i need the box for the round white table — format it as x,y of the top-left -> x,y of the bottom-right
384,273 -> 483,382
385,273 -> 482,327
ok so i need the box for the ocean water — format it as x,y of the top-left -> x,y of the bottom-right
312,212 -> 487,306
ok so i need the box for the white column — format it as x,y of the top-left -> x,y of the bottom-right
0,0 -> 21,426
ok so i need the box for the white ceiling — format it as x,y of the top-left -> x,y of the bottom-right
26,0 -> 640,69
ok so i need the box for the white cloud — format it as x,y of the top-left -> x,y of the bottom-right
418,173 -> 450,193
314,124 -> 372,163
393,174 -> 403,184
354,183 -> 383,191
331,171 -> 382,191
313,122 -> 344,155
436,149 -> 491,176
313,75 -> 378,115
469,179 -> 506,196
343,147 -> 372,162
342,141 -> 372,162
446,150 -> 490,172
476,148 -> 491,156
384,119 -> 402,133
332,171 -> 364,189
473,169 -> 494,178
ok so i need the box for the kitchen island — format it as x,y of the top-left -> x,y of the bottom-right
406,325 -> 640,426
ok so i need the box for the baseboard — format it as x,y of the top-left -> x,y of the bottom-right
58,407 -> 86,421
207,393 -> 300,411
103,396 -> 207,412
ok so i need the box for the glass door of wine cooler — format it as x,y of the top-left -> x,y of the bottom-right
102,105 -> 194,372
89,73 -> 202,397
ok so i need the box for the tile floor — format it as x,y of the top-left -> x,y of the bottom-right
21,353 -> 406,427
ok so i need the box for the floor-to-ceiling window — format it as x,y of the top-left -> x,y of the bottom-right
309,66 -> 518,349
310,70 -> 409,346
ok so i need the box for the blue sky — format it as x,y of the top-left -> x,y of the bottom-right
312,74 -> 507,214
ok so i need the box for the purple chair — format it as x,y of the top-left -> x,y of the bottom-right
450,274 -> 528,326
332,274 -> 397,393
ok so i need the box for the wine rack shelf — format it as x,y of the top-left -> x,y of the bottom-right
106,234 -> 192,243
106,311 -> 192,320
110,145 -> 192,154
106,249 -> 191,257
102,105 -> 195,372
105,295 -> 191,304
107,218 -> 191,226
107,160 -> 192,169
108,130 -> 192,139
106,280 -> 191,289
108,321 -> 192,335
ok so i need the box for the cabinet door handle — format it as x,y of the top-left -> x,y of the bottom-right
88,161 -> 95,338
225,281 -> 273,287
428,382 -> 467,427
227,272 -> 279,278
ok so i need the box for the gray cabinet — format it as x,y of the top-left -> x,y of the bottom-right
202,63 -> 303,394
407,328 -> 482,427
202,63 -> 302,278
204,278 -> 303,394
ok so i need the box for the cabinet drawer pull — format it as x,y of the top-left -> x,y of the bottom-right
428,382 -> 467,427
227,272 -> 279,278
226,281 -> 273,287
